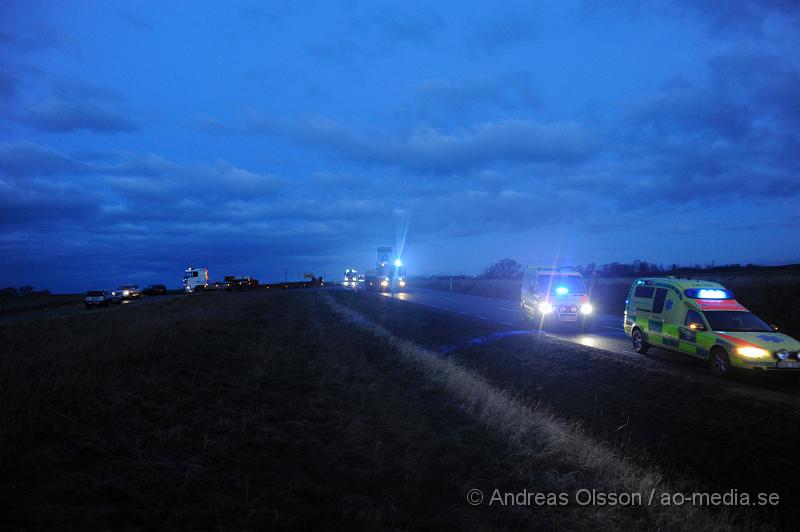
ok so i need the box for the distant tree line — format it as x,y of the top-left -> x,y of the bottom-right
476,259 -> 800,280
0,286 -> 51,297
480,258 -> 523,279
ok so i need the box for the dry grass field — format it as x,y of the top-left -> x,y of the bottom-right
1,289 -> 789,530
0,293 -> 83,315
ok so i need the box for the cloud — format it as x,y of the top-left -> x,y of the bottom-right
307,10 -> 443,64
410,73 -> 541,126
18,97 -> 139,133
633,80 -> 752,139
0,176 -> 99,225
0,69 -> 16,101
414,74 -> 540,111
99,153 -> 285,209
251,117 -> 595,173
582,0 -> 800,35
368,11 -> 444,46
306,40 -> 367,64
234,3 -> 294,33
610,48 -> 800,208
0,142 -> 87,177
192,114 -> 238,135
473,14 -> 537,52
0,29 -> 63,52
117,10 -> 152,30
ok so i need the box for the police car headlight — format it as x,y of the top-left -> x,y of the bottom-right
736,346 -> 770,359
580,303 -> 593,315
776,350 -> 789,360
538,302 -> 554,314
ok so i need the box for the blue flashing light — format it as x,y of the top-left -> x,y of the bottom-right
556,286 -> 569,295
698,289 -> 727,299
684,288 -> 733,299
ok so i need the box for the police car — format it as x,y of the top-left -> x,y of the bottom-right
624,278 -> 800,376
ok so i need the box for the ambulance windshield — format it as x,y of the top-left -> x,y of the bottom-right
538,275 -> 586,295
703,311 -> 772,333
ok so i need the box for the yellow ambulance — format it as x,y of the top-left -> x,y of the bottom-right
624,278 -> 800,376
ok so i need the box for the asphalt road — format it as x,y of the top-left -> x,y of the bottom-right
381,287 -> 633,354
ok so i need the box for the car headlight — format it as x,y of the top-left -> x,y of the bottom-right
580,303 -> 593,314
380,280 -> 389,287
538,302 -> 553,314
736,346 -> 771,358
122,290 -> 130,296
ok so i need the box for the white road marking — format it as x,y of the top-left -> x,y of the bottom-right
479,316 -> 489,320
497,307 -> 519,312
601,325 -> 624,332
500,321 -> 512,326
459,311 -> 468,315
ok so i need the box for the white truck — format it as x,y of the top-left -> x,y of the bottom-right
183,267 -> 209,293
365,247 -> 407,292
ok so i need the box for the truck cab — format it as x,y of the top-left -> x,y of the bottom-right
365,249 -> 408,292
521,267 -> 593,331
183,267 -> 209,293
343,268 -> 358,286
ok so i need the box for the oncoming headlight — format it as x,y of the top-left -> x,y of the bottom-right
736,346 -> 770,359
122,290 -> 130,296
538,302 -> 553,314
580,303 -> 593,314
380,280 -> 389,287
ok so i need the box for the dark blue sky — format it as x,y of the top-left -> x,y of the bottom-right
2,1 -> 799,291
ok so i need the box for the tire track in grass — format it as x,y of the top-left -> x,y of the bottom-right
320,292 -> 746,531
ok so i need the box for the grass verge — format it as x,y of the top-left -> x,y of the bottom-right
323,292 -> 752,531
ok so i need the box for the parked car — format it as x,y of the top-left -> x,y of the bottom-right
624,277 -> 800,376
84,290 -> 112,309
142,284 -> 167,296
114,285 -> 141,300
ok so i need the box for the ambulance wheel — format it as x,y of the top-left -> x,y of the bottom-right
708,347 -> 731,377
631,328 -> 649,354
